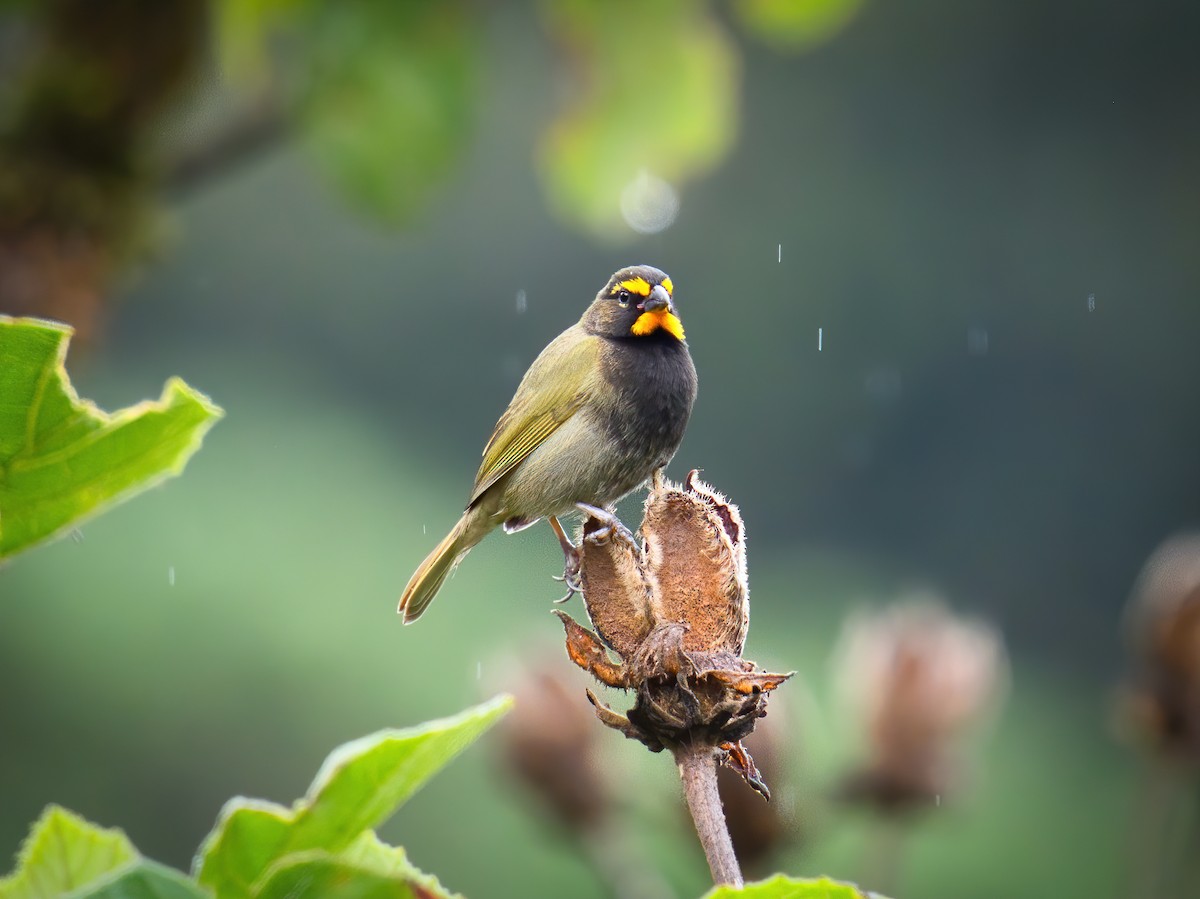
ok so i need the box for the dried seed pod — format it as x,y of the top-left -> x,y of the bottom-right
834,598 -> 1006,812
558,472 -> 791,799
1119,532 -> 1200,760
642,471 -> 749,654
578,518 -> 656,657
556,609 -> 630,689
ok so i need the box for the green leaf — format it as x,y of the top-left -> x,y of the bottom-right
732,0 -> 868,51
254,856 -> 427,899
0,805 -> 137,899
290,693 -> 511,845
0,316 -> 223,562
254,833 -> 455,899
195,695 -> 512,898
300,3 -> 476,224
72,860 -> 209,899
538,0 -> 738,237
705,875 -> 886,899
333,831 -> 436,884
187,801 -> 292,898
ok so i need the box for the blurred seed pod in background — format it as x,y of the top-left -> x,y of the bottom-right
833,597 -> 1008,813
493,657 -> 674,899
496,659 -> 613,833
1117,532 -> 1200,763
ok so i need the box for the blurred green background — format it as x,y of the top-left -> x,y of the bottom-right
2,0 -> 1198,896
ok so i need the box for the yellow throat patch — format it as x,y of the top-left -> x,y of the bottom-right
631,309 -> 685,341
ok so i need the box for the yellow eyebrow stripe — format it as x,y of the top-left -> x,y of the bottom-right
616,277 -> 652,297
661,277 -> 673,295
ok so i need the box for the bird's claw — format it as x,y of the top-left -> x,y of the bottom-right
547,507 -> 636,605
553,569 -> 582,604
551,550 -> 582,603
552,556 -> 582,603
576,503 -> 638,547
549,515 -> 582,604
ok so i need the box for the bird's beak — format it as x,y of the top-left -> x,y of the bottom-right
630,283 -> 685,341
639,284 -> 673,314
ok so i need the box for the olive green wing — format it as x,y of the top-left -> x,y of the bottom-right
469,327 -> 598,506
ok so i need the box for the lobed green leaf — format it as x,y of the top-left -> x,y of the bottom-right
0,805 -> 137,899
706,875 -> 887,899
188,801 -> 292,898
254,833 -> 455,899
71,860 -> 209,899
194,695 -> 512,898
0,316 -> 223,562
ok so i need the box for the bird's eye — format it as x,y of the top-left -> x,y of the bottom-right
616,289 -> 631,306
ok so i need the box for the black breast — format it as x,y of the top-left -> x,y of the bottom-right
597,333 -> 698,471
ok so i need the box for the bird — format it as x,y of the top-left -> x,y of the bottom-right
398,264 -> 698,624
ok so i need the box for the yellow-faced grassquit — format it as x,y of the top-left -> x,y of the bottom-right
399,264 -> 697,623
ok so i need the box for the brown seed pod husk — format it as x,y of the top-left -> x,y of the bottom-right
642,472 -> 748,654
578,518 -> 657,657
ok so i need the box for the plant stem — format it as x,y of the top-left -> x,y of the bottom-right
674,741 -> 743,887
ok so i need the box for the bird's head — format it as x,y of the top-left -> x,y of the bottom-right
583,265 -> 685,342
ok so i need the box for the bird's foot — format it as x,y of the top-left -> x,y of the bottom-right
552,572 -> 581,604
575,502 -> 638,547
548,515 -> 582,604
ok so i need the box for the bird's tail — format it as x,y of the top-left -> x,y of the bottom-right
398,513 -> 476,624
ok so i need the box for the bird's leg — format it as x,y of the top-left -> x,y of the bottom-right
548,515 -> 582,603
651,467 -> 665,491
575,502 -> 638,546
